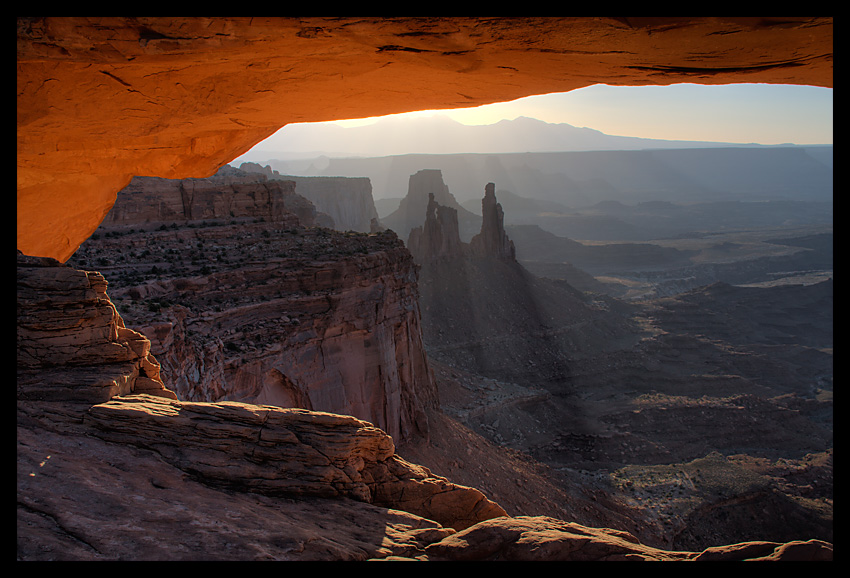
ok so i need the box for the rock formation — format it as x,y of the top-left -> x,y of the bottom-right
16,186 -> 834,563
104,165 -> 328,229
239,163 -> 380,233
17,251 -> 178,403
407,193 -> 464,263
17,17 -> 833,263
16,16 -> 834,561
469,182 -> 516,261
68,177 -> 439,442
17,382 -> 832,560
84,394 -> 505,531
17,17 -> 833,261
383,169 -> 481,243
420,515 -> 832,561
405,180 -> 516,265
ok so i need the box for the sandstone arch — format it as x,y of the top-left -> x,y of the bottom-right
17,17 -> 832,262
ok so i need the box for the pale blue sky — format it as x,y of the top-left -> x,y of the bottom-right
233,82 -> 833,164
331,83 -> 833,145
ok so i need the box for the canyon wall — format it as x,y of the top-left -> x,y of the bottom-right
239,163 -> 379,233
71,210 -> 438,442
104,165 -> 328,229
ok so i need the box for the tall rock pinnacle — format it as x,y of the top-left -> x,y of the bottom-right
407,193 -> 463,263
469,183 -> 516,262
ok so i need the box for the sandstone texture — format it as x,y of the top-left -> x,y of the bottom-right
69,187 -> 438,442
17,209 -> 833,561
83,394 -> 504,531
408,180 -> 516,265
421,515 -> 832,561
16,16 -> 833,562
17,252 -> 177,403
17,390 -> 831,561
17,17 -> 832,262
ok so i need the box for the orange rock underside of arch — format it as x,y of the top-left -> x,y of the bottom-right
17,17 -> 832,262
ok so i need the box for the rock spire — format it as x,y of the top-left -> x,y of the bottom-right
469,183 -> 516,261
407,193 -> 463,263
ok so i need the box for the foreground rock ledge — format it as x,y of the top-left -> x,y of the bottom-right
83,394 -> 505,532
19,394 -> 833,561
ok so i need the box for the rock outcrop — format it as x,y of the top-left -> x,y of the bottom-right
17,251 -> 177,403
420,515 -> 833,561
17,386 -> 832,561
239,163 -> 380,233
405,179 -> 516,265
69,190 -> 439,442
84,394 -> 505,531
407,193 -> 464,264
382,169 -> 482,243
469,182 -> 516,261
16,212 -> 834,561
104,165 -> 327,229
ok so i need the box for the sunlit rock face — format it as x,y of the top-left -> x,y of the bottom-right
16,252 -> 178,403
17,16 -> 832,262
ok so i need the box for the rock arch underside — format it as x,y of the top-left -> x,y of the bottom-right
17,16 -> 832,263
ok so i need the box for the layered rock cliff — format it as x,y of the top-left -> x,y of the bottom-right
17,251 -> 178,404
103,165 -> 330,229
239,162 -> 380,233
69,207 -> 438,442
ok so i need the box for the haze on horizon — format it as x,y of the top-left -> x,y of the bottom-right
232,83 -> 833,165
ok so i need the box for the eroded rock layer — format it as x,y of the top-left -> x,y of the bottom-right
17,252 -> 177,403
68,222 -> 438,442
104,165 -> 327,229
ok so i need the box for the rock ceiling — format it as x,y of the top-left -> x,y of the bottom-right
17,17 -> 833,262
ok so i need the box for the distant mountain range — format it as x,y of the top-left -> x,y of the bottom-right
234,115 -> 832,214
240,115 -> 832,160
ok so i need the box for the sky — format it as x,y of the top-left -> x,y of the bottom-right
233,83 -> 833,163
332,84 -> 833,144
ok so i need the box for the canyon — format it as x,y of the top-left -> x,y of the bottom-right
19,162 -> 829,559
18,17 -> 832,561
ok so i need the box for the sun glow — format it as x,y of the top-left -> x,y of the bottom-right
329,83 -> 833,144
